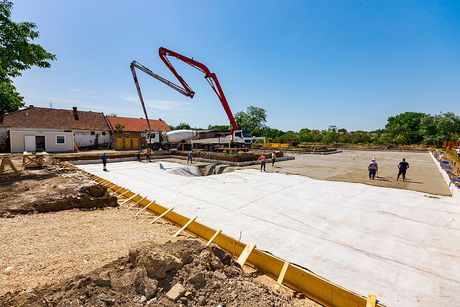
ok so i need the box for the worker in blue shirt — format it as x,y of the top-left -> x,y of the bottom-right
102,153 -> 108,171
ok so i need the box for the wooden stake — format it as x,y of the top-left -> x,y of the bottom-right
366,294 -> 377,307
150,207 -> 174,224
173,216 -> 197,237
119,193 -> 139,206
206,230 -> 222,247
236,243 -> 256,266
134,200 -> 154,216
129,197 -> 147,209
0,157 -> 19,173
274,261 -> 290,290
116,190 -> 130,198
112,186 -> 125,194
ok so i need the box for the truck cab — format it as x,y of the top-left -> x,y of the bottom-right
232,130 -> 253,147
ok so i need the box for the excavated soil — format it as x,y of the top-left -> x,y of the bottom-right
0,159 -> 117,217
1,239 -> 313,307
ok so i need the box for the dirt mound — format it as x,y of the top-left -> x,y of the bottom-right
0,161 -> 117,217
1,239 -> 304,306
174,151 -> 283,163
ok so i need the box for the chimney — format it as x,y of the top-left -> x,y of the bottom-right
72,107 -> 79,120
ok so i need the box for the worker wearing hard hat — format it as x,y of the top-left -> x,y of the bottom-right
368,159 -> 378,180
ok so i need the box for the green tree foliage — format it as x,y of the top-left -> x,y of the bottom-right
173,123 -> 191,130
385,112 -> 427,144
434,112 -> 460,141
114,123 -> 125,134
208,124 -> 231,131
0,0 -> 56,115
235,106 -> 267,135
0,80 -> 22,113
245,107 -> 459,146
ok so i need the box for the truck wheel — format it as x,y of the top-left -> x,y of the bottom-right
151,144 -> 160,151
204,145 -> 210,151
162,143 -> 171,151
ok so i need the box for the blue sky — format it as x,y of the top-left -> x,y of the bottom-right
11,0 -> 460,131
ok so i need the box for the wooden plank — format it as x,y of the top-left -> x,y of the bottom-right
134,200 -> 154,216
110,187 -> 124,193
150,207 -> 174,224
236,243 -> 256,266
366,294 -> 377,307
206,229 -> 222,247
116,190 -> 130,198
129,197 -> 147,209
274,261 -> 290,290
118,193 -> 139,206
173,216 -> 197,237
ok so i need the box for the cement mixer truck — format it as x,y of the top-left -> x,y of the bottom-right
146,129 -> 253,151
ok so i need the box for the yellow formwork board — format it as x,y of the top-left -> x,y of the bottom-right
66,164 -> 380,307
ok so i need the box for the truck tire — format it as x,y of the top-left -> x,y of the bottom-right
162,143 -> 171,151
204,145 -> 210,152
151,143 -> 160,151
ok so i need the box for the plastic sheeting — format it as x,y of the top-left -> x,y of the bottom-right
78,161 -> 460,306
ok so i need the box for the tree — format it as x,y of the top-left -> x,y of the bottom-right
385,112 -> 427,144
173,123 -> 191,130
115,123 -> 124,134
0,80 -> 23,113
0,0 -> 56,115
235,106 -> 267,135
261,127 -> 285,142
208,124 -> 231,131
435,112 -> 460,141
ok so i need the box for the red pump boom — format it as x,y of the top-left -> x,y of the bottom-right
130,47 -> 239,133
158,47 -> 239,132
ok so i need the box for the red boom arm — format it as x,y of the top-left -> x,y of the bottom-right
158,47 -> 239,132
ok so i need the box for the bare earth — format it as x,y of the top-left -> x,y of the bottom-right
250,150 -> 451,196
0,207 -> 179,295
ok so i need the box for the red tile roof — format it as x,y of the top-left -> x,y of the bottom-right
0,106 -> 111,131
107,116 -> 171,132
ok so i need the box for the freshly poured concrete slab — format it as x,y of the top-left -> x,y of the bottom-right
78,161 -> 460,306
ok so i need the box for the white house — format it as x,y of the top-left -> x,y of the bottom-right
0,106 -> 111,153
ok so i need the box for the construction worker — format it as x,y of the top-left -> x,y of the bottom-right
101,153 -> 108,171
187,150 -> 193,164
397,158 -> 409,181
368,159 -> 378,179
271,152 -> 277,167
258,154 -> 267,172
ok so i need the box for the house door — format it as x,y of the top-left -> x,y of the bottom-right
124,135 -> 132,150
116,135 -> 123,150
24,136 -> 36,152
132,136 -> 139,150
35,136 -> 46,152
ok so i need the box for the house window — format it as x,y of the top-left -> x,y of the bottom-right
56,136 -> 66,144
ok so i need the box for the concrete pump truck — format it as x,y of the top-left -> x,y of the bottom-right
130,47 -> 253,152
